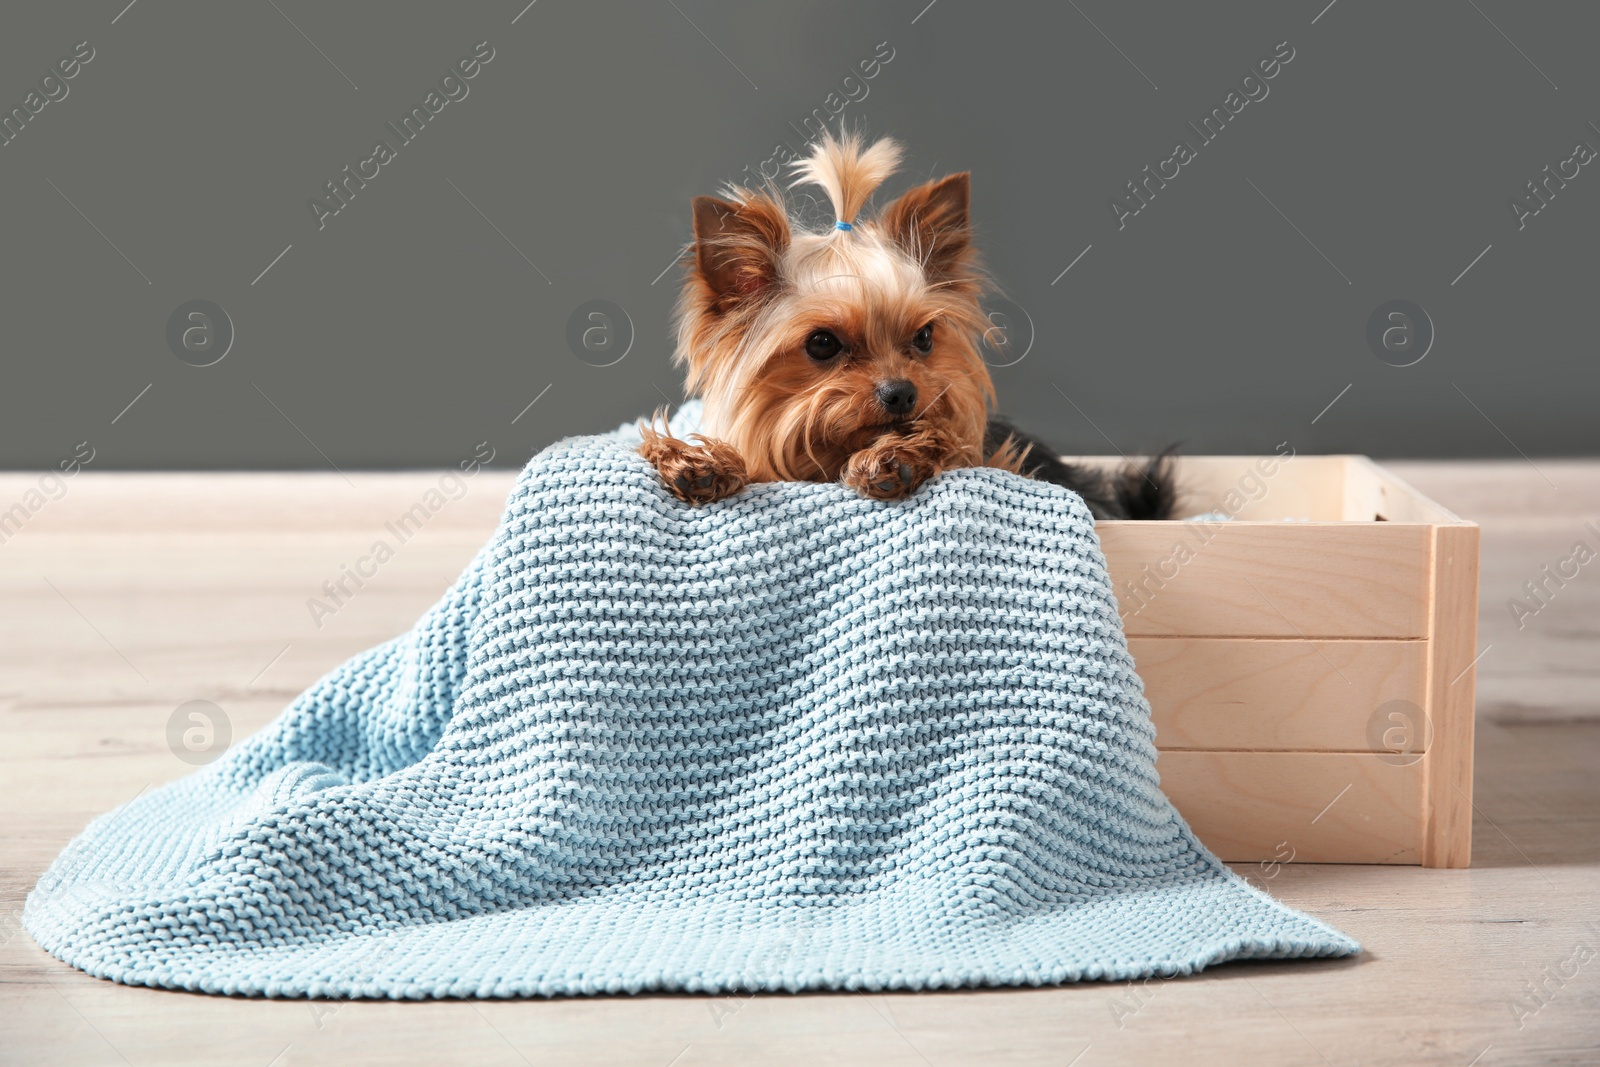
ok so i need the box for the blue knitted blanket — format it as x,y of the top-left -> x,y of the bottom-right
26,407 -> 1358,997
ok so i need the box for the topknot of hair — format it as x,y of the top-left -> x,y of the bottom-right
788,130 -> 903,231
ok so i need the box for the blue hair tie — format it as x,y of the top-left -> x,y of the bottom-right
835,220 -> 853,231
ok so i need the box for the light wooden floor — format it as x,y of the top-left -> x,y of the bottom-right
1,463 -> 1596,1067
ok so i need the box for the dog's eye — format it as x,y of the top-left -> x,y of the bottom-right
805,329 -> 843,362
912,323 -> 934,354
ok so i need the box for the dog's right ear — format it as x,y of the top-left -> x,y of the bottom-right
691,194 -> 789,312
880,173 -> 972,282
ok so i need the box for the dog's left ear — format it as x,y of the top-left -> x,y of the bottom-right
880,173 -> 971,279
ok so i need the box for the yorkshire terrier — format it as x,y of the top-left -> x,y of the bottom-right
640,131 -> 1176,520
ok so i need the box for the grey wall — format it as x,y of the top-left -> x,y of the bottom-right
2,0 -> 1595,471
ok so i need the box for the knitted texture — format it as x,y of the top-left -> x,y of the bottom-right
26,407 -> 1359,997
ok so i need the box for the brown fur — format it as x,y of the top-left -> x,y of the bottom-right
637,412 -> 749,505
644,133 -> 1030,505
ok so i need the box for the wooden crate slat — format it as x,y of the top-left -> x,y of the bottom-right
1422,524 -> 1480,868
1134,637 -> 1427,752
1159,751 -> 1424,865
1100,523 -> 1433,638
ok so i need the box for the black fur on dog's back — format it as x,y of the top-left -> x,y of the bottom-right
984,416 -> 1178,521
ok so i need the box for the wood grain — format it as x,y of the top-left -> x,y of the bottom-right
1133,636 -> 1428,751
1423,523 -> 1481,868
1158,751 -> 1424,865
1100,522 -> 1434,638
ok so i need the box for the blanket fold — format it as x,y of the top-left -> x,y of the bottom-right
26,409 -> 1358,997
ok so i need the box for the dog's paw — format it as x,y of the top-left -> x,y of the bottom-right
638,428 -> 748,505
842,435 -> 943,501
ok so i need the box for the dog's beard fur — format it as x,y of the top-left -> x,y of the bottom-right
690,297 -> 997,484
670,131 -> 1017,487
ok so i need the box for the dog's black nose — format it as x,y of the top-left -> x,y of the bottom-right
876,379 -> 918,417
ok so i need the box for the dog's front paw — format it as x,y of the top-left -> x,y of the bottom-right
638,427 -> 748,505
842,434 -> 944,501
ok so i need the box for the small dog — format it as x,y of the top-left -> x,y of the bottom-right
640,131 -> 1175,520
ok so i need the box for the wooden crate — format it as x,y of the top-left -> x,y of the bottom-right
1088,454 -> 1479,869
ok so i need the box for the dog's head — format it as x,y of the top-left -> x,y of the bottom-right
672,132 -> 996,483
